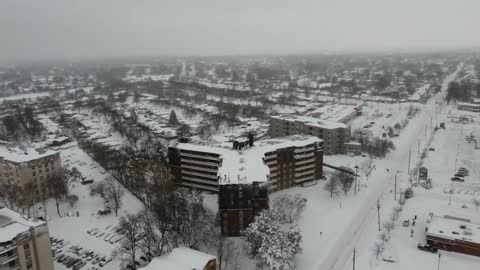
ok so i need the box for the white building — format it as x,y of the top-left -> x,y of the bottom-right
0,207 -> 55,270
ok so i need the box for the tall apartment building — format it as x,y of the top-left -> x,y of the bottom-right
0,144 -> 63,202
269,115 -> 359,155
168,135 -> 323,192
0,207 -> 55,270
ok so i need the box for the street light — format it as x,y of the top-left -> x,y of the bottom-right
354,161 -> 359,195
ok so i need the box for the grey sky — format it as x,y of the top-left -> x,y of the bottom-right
1,0 -> 479,62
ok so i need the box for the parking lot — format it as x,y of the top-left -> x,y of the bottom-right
51,230 -> 113,270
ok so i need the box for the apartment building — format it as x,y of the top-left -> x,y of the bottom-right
0,144 -> 62,202
0,207 -> 55,270
168,135 -> 323,192
270,115 -> 356,155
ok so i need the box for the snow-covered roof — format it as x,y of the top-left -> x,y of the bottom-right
0,144 -> 59,163
0,207 -> 46,243
427,215 -> 480,244
458,102 -> 480,108
139,247 -> 215,270
308,103 -> 360,123
271,115 -> 347,129
176,135 -> 323,185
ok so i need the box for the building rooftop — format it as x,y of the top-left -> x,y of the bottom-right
308,103 -> 361,123
427,214 -> 480,244
176,135 -> 323,185
271,114 -> 347,129
139,247 -> 215,270
458,102 -> 480,107
0,207 -> 45,243
0,144 -> 59,163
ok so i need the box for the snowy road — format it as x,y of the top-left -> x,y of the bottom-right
317,64 -> 464,270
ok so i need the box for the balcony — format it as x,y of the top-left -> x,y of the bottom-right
294,152 -> 314,159
182,164 -> 218,174
264,159 -> 277,166
180,158 -> 220,167
294,163 -> 315,171
294,147 -> 314,153
294,170 -> 314,178
181,170 -> 218,180
295,158 -> 315,165
180,152 -> 220,162
182,175 -> 218,185
294,175 -> 314,183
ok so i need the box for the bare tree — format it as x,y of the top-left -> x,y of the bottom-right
324,176 -> 341,198
65,194 -> 79,208
332,167 -> 354,195
63,165 -> 81,195
115,214 -> 142,270
378,231 -> 390,244
472,198 -> 480,211
89,176 -> 125,216
273,194 -> 307,223
372,241 -> 385,259
49,175 -> 67,216
383,220 -> 395,235
136,210 -> 162,262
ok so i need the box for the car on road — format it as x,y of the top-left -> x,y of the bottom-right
451,177 -> 464,182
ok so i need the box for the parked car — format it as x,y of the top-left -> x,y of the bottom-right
402,220 -> 410,227
417,243 -> 438,253
451,177 -> 464,182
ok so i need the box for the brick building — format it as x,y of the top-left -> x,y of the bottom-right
426,214 -> 480,257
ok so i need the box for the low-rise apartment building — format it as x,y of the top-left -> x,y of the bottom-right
0,144 -> 62,202
168,135 -> 323,192
0,207 -> 55,270
269,115 -> 359,155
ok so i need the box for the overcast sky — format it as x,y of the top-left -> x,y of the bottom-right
1,0 -> 479,62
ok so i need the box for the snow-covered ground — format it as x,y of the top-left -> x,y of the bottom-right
250,63 -> 480,270
328,63 -> 480,270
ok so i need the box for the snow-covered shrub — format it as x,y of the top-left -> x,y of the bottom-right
243,208 -> 302,270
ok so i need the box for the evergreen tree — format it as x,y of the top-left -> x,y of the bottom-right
168,110 -> 179,126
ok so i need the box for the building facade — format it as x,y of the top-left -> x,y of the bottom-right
269,115 -> 358,155
458,102 -> 480,112
0,207 -> 55,270
0,146 -> 63,204
218,182 -> 269,236
168,135 -> 323,192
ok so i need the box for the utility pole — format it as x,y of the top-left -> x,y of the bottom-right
377,200 -> 381,231
418,140 -> 420,156
354,161 -> 359,195
408,150 -> 411,175
394,173 -> 397,201
437,253 -> 441,270
449,185 -> 453,205
353,248 -> 356,270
